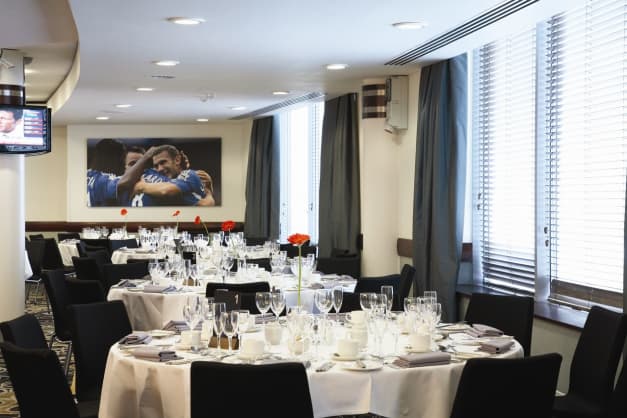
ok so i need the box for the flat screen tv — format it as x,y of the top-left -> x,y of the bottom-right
0,104 -> 51,154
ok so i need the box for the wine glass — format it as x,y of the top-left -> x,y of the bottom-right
237,309 -> 250,347
423,290 -> 437,305
213,303 -> 226,354
314,289 -> 333,320
381,285 -> 394,312
183,296 -> 202,331
220,311 -> 239,353
359,292 -> 376,312
220,255 -> 234,279
332,285 -> 343,318
270,291 -> 285,323
255,292 -> 271,317
404,297 -> 418,313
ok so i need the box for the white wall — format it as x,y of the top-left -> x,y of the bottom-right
64,121 -> 251,223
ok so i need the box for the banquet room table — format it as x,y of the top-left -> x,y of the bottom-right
107,273 -> 357,331
98,325 -> 523,418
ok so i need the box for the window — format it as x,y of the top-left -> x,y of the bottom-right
279,102 -> 324,243
473,0 -> 626,308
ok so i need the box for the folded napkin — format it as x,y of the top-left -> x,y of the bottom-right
393,352 -> 451,368
466,323 -> 504,338
118,332 -> 152,346
478,339 -> 514,354
131,347 -> 180,362
116,279 -> 137,288
254,313 -> 275,325
162,320 -> 201,332
308,282 -> 324,289
143,285 -> 177,293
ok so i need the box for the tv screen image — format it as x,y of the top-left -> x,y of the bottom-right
0,105 -> 51,154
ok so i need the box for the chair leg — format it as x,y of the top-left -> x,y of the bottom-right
49,333 -> 56,349
63,340 -> 73,377
25,282 -> 31,304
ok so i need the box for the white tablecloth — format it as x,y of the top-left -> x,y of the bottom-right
111,248 -> 159,264
99,333 -> 523,418
58,241 -> 80,266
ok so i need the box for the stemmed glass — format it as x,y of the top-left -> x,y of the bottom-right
359,292 -> 376,312
332,285 -> 344,319
202,298 -> 215,351
237,309 -> 250,346
213,302 -> 226,354
183,296 -> 202,331
314,289 -> 333,320
381,286 -> 394,313
220,255 -> 234,281
220,311 -> 239,353
270,291 -> 285,323
255,292 -> 271,320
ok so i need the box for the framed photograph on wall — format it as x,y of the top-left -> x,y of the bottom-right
86,137 -> 222,207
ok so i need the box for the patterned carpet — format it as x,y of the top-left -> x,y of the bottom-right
0,286 -> 73,418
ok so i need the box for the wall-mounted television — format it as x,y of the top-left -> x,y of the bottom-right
0,104 -> 51,154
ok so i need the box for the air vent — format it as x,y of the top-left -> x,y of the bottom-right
386,0 -> 538,65
231,92 -> 325,120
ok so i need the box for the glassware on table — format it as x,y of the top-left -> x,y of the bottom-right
270,291 -> 286,323
359,292 -> 376,312
314,289 -> 333,319
381,285 -> 394,312
404,297 -> 418,313
423,290 -> 437,305
213,302 -> 226,353
220,311 -> 239,353
237,309 -> 250,347
371,309 -> 387,357
255,292 -> 271,318
332,285 -> 344,317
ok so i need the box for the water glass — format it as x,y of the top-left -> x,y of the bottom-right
220,311 -> 239,353
237,309 -> 250,346
332,285 -> 343,315
314,289 -> 333,317
255,292 -> 271,316
270,291 -> 286,322
423,290 -> 437,305
381,285 -> 394,312
213,303 -> 226,353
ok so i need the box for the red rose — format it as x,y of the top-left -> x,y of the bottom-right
194,216 -> 201,224
120,208 -> 128,216
287,233 -> 310,246
221,220 -> 235,232
172,210 -> 181,217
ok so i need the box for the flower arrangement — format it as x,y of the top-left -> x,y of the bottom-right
120,208 -> 128,230
221,220 -> 235,232
287,233 -> 310,307
172,209 -> 181,231
194,215 -> 209,236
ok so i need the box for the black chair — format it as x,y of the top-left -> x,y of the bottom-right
109,238 -> 139,252
0,342 -> 98,418
245,236 -> 268,246
191,361 -> 314,418
252,257 -> 271,272
280,242 -> 317,258
80,238 -> 111,254
553,305 -> 627,418
25,238 -> 47,306
354,274 -> 401,310
608,362 -> 627,418
398,264 -> 417,302
65,277 -> 105,304
72,256 -> 109,292
103,261 -> 148,289
68,300 -> 132,402
206,281 -> 271,298
450,353 -> 562,418
339,291 -> 361,313
77,241 -> 109,258
0,313 -> 47,349
41,269 -> 74,376
86,248 -> 112,265
42,238 -> 73,271
464,293 -> 534,356
58,232 -> 80,242
28,233 -> 44,240
317,253 -> 361,279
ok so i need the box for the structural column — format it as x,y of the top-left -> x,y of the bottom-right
0,49 -> 26,322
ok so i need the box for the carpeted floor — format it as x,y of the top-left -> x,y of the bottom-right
0,286 -> 73,418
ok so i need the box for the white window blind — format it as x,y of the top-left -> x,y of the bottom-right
473,28 -> 537,293
545,0 -> 627,297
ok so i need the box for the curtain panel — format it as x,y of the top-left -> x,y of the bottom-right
413,54 -> 468,322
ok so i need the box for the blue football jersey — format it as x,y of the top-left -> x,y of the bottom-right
87,169 -> 120,207
128,168 -> 171,207
170,169 -> 207,205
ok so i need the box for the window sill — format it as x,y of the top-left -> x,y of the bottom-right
456,284 -> 587,330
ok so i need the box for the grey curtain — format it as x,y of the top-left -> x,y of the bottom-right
413,54 -> 468,322
244,116 -> 280,239
318,93 -> 361,258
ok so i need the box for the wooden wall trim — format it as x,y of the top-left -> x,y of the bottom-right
26,221 -> 243,234
397,238 -> 472,262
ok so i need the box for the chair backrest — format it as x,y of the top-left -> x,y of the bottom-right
568,305 -> 627,407
280,243 -> 317,258
608,362 -> 627,418
102,261 -> 148,289
190,361 -> 314,418
464,293 -> 535,356
244,236 -> 268,246
41,238 -> 65,270
109,238 -> 139,252
316,255 -> 361,279
0,314 -> 47,349
80,238 -> 111,254
57,232 -> 80,242
86,248 -> 112,265
68,300 -> 132,402
28,233 -> 44,240
0,342 -> 80,418
354,274 -> 401,310
398,264 -> 416,301
41,269 -> 73,341
205,281 -> 271,297
65,277 -> 105,304
252,257 -> 271,272
450,353 -> 562,418
338,291 -> 361,313
72,256 -> 108,291
25,238 -> 45,277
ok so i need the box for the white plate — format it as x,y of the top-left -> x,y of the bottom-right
438,323 -> 470,332
343,360 -> 383,371
451,345 -> 491,359
332,353 -> 363,361
236,352 -> 266,361
149,330 -> 176,338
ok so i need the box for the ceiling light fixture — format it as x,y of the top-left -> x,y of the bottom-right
392,21 -> 427,30
196,118 -> 209,122
167,17 -> 205,25
228,106 -> 247,111
136,87 -> 154,92
326,63 -> 348,70
96,116 -> 110,120
115,104 -> 132,108
153,60 -> 180,67
273,91 -> 290,95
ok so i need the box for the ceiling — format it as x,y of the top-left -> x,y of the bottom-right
2,0 -> 583,125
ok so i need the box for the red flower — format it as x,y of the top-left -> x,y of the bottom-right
172,210 -> 181,217
194,216 -> 201,224
287,233 -> 310,246
221,220 -> 235,232
120,208 -> 128,216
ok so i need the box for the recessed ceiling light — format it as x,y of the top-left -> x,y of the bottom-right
392,21 -> 427,30
196,118 -> 209,122
273,91 -> 290,95
167,17 -> 205,25
228,106 -> 247,111
326,63 -> 348,70
153,60 -> 180,67
96,116 -> 110,120
136,87 -> 154,92
115,104 -> 132,108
